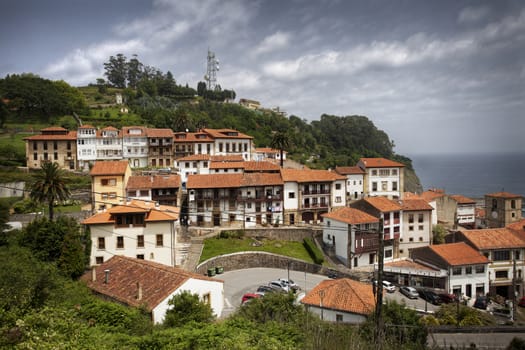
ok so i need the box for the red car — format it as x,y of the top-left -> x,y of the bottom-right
519,296 -> 525,307
241,293 -> 262,304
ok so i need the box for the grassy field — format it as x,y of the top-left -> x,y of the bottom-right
199,236 -> 316,263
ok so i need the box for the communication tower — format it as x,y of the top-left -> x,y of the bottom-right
204,48 -> 219,90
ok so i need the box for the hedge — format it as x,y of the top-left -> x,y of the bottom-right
303,237 -> 324,265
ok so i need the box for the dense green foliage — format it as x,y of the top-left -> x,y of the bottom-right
163,291 -> 215,327
29,162 -> 71,220
303,237 -> 325,264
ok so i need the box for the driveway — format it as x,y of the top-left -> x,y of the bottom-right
215,268 -> 440,318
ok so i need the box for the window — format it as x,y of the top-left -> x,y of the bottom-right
495,270 -> 508,279
392,181 -> 398,191
288,192 -> 295,199
335,183 -> 341,190
511,200 -> 516,209
418,225 -> 424,231
43,142 -> 48,150
372,182 -> 377,191
493,250 -> 510,261
139,190 -> 148,197
202,293 -> 211,305
408,214 -> 414,223
379,169 -> 389,176
418,214 -> 424,223
98,237 -> 105,249
452,267 -> 462,275
137,235 -> 144,248
392,169 -> 398,175
409,226 -> 414,231
53,141 -> 58,150
33,142 -> 37,150
336,314 -> 343,322
156,234 -> 163,246
116,236 -> 124,249
335,196 -> 342,203
371,170 -> 377,176
409,237 -> 414,242
136,254 -> 144,260
101,178 -> 116,186
33,153 -> 38,160
95,256 -> 104,264
475,265 -> 485,273
385,249 -> 393,258
515,251 -> 521,260
466,266 -> 472,274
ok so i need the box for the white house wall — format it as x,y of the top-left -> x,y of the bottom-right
331,179 -> 347,208
323,219 -> 349,265
306,305 -> 367,324
347,174 -> 364,201
447,265 -> 489,299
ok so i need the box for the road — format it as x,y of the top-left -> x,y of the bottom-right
216,267 -> 441,318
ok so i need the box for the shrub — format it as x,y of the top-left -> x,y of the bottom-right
218,230 -> 244,239
303,237 -> 324,264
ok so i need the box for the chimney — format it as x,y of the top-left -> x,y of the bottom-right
136,282 -> 142,300
91,267 -> 97,282
104,269 -> 110,284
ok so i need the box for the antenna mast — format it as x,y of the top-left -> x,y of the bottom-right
204,48 -> 219,90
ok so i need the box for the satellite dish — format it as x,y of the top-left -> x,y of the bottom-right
204,74 -> 209,80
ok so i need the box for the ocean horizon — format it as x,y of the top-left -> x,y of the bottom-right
408,152 -> 525,200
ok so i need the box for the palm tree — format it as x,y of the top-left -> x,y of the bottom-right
270,131 -> 291,168
29,162 -> 71,220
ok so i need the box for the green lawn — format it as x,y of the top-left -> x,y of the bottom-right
199,237 -> 316,264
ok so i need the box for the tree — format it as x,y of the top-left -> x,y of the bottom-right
29,162 -> 71,220
432,224 -> 446,244
197,81 -> 207,97
104,54 -> 127,88
270,131 -> 291,167
163,291 -> 215,327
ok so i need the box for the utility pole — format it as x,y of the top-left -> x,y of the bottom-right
375,218 -> 384,347
512,253 -> 517,322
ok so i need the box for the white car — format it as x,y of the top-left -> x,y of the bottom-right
269,280 -> 290,292
373,280 -> 396,293
277,278 -> 300,291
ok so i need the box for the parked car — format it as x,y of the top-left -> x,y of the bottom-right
438,293 -> 458,304
277,278 -> 300,292
269,280 -> 290,292
418,289 -> 442,305
256,285 -> 278,295
373,280 -> 396,293
519,296 -> 525,307
327,269 -> 340,279
241,293 -> 262,304
400,286 -> 419,299
473,296 -> 488,310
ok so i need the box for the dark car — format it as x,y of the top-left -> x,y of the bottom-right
474,296 -> 488,310
256,285 -> 278,295
438,293 -> 458,304
519,296 -> 525,307
418,289 -> 442,305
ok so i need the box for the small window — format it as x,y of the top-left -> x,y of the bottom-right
418,225 -> 424,231
116,236 -> 124,249
95,256 -> 104,265
452,267 -> 462,275
288,192 -> 295,199
156,234 -> 163,247
385,250 -> 393,258
137,235 -> 144,248
136,254 -> 144,260
336,314 -> 343,322
475,265 -> 485,273
202,293 -> 211,305
466,266 -> 472,274
495,270 -> 508,279
335,183 -> 341,190
98,237 -> 105,249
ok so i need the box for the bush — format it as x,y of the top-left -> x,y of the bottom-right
303,237 -> 324,264
218,230 -> 244,239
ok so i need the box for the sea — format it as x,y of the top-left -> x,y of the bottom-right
408,153 -> 525,200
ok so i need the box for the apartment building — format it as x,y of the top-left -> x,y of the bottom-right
201,128 -> 253,160
146,128 -> 173,168
399,199 -> 433,258
357,157 -> 405,199
90,160 -> 132,211
126,174 -> 182,206
122,126 -> 148,168
335,166 -> 365,202
24,126 -> 77,170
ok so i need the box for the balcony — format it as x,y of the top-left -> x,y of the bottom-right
237,194 -> 282,202
301,202 -> 329,209
354,232 -> 380,254
301,189 -> 330,196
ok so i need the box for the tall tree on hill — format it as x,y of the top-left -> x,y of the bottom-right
126,54 -> 143,89
29,162 -> 71,220
270,131 -> 291,168
104,54 -> 127,88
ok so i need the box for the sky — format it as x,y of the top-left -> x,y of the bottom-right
1,0 -> 524,156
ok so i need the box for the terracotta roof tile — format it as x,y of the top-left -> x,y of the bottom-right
280,168 -> 346,182
90,160 -> 130,176
359,158 -> 405,168
385,259 -> 439,271
176,154 -> 211,161
173,132 -> 214,143
146,128 -> 174,138
243,161 -> 280,172
486,192 -> 523,199
126,175 -> 181,189
241,173 -> 283,186
82,199 -> 179,224
421,189 -> 446,201
335,166 -> 365,175
80,256 -> 222,311
210,155 -> 244,162
400,199 -> 433,211
41,126 -> 68,132
322,207 -> 379,225
24,130 -> 77,140
187,173 -> 243,189
209,162 -> 244,170
450,194 -> 475,204
429,242 -> 489,266
202,128 -> 253,139
460,228 -> 525,250
255,147 -> 282,154
122,126 -> 147,137
364,197 -> 402,212
301,278 -> 375,316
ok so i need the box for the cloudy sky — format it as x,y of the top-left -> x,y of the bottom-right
1,0 -> 524,156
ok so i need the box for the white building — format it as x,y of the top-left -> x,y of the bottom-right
357,157 -> 405,199
81,255 -> 224,324
202,128 -> 253,160
77,125 -> 98,171
335,166 -> 365,202
122,126 -> 148,168
96,126 -> 123,162
83,199 -> 181,267
399,199 -> 434,258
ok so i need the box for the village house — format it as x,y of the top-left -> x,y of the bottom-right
24,126 -> 77,170
90,160 -> 132,211
321,207 -> 380,269
173,130 -> 214,159
81,256 -> 223,324
281,168 -> 346,225
201,128 -> 253,160
176,154 -> 244,186
254,147 -> 287,163
349,197 -> 403,262
238,98 -> 261,110
421,189 -> 476,229
77,125 -> 98,171
410,242 -> 490,299
83,199 -> 180,267
300,278 -> 375,323
485,191 -> 523,228
399,199 -> 434,258
122,126 -> 148,168
448,228 -> 525,299
146,128 -> 173,169
357,157 -> 405,199
96,126 -> 123,163
126,174 -> 182,206
335,166 -> 365,203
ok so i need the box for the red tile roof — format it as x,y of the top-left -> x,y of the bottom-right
210,155 -> 244,162
90,160 -> 130,176
202,128 -> 253,139
255,147 -> 283,154
241,173 -> 283,187
301,278 -> 375,316
122,126 -> 146,136
385,258 -> 439,271
486,192 -> 523,199
146,128 -> 174,138
322,207 -> 379,225
364,197 -> 402,212
126,175 -> 181,189
428,242 -> 489,266
173,132 -> 214,143
187,173 -> 243,189
460,228 -> 525,250
243,161 -> 280,172
176,154 -> 212,161
400,199 -> 433,211
209,162 -> 244,170
24,130 -> 77,141
335,166 -> 365,175
359,158 -> 405,168
421,189 -> 446,201
82,199 -> 179,225
280,169 -> 346,183
80,256 -> 222,311
450,194 -> 475,204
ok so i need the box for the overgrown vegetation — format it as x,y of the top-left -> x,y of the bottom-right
303,237 -> 325,264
